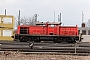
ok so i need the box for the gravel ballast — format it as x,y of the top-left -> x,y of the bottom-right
0,51 -> 90,60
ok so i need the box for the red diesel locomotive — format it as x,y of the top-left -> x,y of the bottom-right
14,22 -> 81,43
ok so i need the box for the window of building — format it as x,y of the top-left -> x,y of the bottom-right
82,30 -> 86,35
88,30 -> 90,35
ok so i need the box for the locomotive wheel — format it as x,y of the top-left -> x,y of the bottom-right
34,40 -> 41,42
34,37 -> 41,42
54,40 -> 57,43
67,37 -> 76,43
54,38 -> 61,43
20,37 -> 27,42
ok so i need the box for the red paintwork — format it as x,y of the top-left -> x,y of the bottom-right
16,23 -> 78,36
47,26 -> 59,35
59,26 -> 78,36
29,26 -> 47,35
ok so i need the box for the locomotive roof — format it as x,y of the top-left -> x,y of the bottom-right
35,22 -> 61,25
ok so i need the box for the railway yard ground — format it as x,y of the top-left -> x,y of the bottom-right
0,41 -> 90,60
0,51 -> 90,60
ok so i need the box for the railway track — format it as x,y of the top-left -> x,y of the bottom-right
0,41 -> 90,55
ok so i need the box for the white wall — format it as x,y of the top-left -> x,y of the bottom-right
82,35 -> 90,42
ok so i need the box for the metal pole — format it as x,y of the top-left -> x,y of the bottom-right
5,9 -> 6,15
54,11 -> 55,22
35,14 -> 37,22
58,15 -> 59,22
82,11 -> 84,23
18,10 -> 20,25
60,13 -> 61,22
75,43 -> 77,54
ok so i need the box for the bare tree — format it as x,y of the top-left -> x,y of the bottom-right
16,14 -> 39,26
20,17 -> 28,25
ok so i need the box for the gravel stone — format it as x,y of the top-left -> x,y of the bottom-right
0,51 -> 90,60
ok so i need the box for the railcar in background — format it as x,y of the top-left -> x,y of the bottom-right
14,22 -> 82,43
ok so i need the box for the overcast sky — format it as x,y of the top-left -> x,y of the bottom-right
0,0 -> 90,27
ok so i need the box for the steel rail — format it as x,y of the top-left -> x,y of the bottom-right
0,41 -> 90,55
